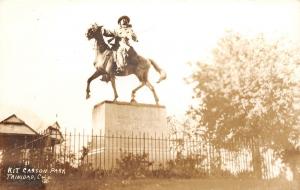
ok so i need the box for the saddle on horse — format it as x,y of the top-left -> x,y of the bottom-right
100,46 -> 137,82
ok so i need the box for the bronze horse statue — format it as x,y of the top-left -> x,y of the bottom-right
85,24 -> 166,104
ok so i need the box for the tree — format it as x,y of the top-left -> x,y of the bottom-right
187,31 -> 300,178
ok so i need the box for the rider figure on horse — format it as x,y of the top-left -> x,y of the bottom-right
86,20 -> 166,103
102,15 -> 138,73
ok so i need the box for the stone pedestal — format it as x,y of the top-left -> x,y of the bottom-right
92,101 -> 168,135
88,101 -> 170,169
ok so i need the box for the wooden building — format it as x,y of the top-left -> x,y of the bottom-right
0,114 -> 63,165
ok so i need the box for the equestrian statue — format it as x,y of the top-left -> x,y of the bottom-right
85,16 -> 166,104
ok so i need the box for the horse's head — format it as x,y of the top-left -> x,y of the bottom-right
86,23 -> 103,40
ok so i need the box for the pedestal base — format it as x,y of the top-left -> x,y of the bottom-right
89,101 -> 170,169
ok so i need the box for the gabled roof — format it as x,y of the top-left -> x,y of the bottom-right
0,105 -> 48,132
46,121 -> 64,143
48,121 -> 61,130
0,114 -> 38,135
1,114 -> 26,124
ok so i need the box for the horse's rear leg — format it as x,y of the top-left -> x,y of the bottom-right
146,81 -> 159,105
110,75 -> 119,102
86,71 -> 102,99
131,82 -> 145,103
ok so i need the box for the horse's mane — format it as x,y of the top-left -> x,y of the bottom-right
91,25 -> 111,52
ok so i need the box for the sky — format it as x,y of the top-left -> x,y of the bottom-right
0,0 -> 300,133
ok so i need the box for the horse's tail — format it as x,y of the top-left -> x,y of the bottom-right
149,59 -> 167,83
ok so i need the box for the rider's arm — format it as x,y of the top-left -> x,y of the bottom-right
132,31 -> 138,42
128,28 -> 138,42
102,28 -> 116,37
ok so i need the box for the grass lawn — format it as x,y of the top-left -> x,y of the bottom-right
43,178 -> 298,190
0,177 -> 298,190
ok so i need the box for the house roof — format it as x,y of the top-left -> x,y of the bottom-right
48,121 -> 61,131
0,105 -> 48,132
46,122 -> 64,142
0,114 -> 38,135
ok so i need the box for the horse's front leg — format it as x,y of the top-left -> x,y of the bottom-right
131,82 -> 145,103
110,75 -> 119,101
86,70 -> 102,99
104,58 -> 119,101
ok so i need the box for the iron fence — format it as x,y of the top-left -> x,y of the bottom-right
0,130 -> 281,180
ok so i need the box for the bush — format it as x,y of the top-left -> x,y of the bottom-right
163,152 -> 208,178
116,151 -> 153,179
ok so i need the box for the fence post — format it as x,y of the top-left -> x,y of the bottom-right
100,130 -> 102,170
91,128 -> 94,169
161,133 -> 164,169
64,129 -> 66,166
150,134 -> 153,170
154,132 -> 157,167
143,132 -> 146,154
78,131 -> 81,167
95,129 -> 98,169
111,131 -> 113,170
104,130 -> 106,170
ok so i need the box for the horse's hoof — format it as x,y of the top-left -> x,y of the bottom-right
130,99 -> 137,104
113,96 -> 119,102
86,94 -> 90,99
